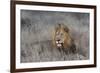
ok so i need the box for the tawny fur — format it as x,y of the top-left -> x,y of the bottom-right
52,24 -> 76,53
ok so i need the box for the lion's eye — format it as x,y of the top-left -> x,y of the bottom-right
61,33 -> 63,36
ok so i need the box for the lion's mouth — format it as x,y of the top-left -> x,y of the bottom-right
56,40 -> 63,47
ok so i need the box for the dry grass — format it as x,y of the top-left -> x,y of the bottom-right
20,10 -> 89,63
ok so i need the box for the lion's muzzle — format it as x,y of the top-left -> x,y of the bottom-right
56,40 -> 64,48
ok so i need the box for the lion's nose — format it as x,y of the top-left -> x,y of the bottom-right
57,39 -> 60,41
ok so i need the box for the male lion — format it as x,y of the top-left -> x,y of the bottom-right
52,24 -> 76,54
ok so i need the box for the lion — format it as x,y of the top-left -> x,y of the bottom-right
52,24 -> 76,54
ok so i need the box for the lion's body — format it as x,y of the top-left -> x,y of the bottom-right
52,24 -> 76,54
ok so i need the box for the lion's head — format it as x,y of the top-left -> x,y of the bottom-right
52,24 -> 76,53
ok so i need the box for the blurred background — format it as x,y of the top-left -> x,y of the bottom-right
21,10 -> 90,63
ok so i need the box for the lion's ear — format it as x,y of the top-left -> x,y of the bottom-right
55,24 -> 61,31
64,26 -> 69,32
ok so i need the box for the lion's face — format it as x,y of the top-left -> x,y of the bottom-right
52,24 -> 71,49
55,28 -> 66,47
